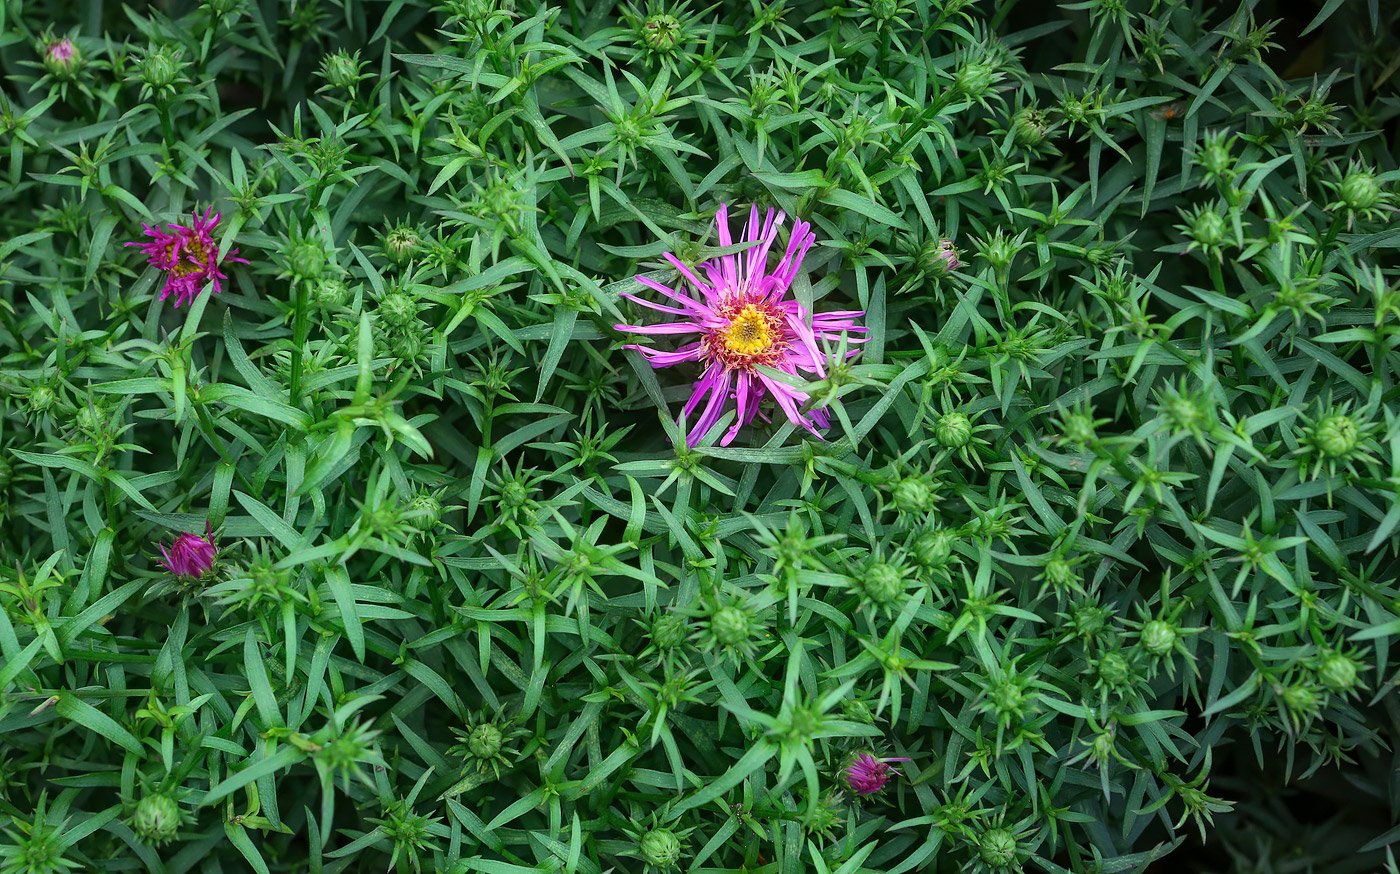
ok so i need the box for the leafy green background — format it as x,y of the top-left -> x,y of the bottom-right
1,0 -> 1398,872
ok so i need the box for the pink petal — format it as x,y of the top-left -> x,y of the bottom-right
662,253 -> 714,297
620,290 -> 698,317
688,366 -> 733,447
628,343 -> 703,368
723,371 -> 759,445
615,321 -> 702,335
784,312 -> 827,378
637,275 -> 710,314
756,372 -> 822,438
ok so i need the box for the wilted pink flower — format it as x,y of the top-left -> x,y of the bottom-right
46,39 -> 76,64
128,207 -> 248,308
157,528 -> 217,579
844,753 -> 910,795
617,204 -> 865,447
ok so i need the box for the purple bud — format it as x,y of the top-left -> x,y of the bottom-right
43,38 -> 79,76
843,753 -> 911,795
158,530 -> 217,580
47,39 -> 76,62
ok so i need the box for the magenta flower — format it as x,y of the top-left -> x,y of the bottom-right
617,204 -> 865,447
843,753 -> 910,795
128,207 -> 248,308
46,39 -> 76,64
157,528 -> 217,580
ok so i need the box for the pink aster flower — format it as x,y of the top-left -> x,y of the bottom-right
157,527 -> 217,580
617,203 -> 865,447
46,39 -> 76,64
127,207 -> 248,308
844,753 -> 911,795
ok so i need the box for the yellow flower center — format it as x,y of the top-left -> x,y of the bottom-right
172,238 -> 212,277
722,304 -> 775,356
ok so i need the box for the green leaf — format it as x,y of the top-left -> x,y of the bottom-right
56,693 -> 143,755
669,740 -> 774,817
202,744 -> 308,807
819,188 -> 910,230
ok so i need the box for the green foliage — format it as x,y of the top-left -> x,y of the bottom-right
1,0 -> 1398,872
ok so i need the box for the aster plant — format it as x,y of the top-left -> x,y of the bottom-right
5,0 -> 1400,872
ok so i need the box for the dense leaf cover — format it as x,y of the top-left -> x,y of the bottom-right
1,0 -> 1398,872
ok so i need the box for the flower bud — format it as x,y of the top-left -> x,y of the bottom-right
1338,167 -> 1381,212
1197,132 -> 1234,181
405,492 -> 442,531
379,291 -> 420,327
977,827 -> 1018,868
977,230 -> 1019,268
205,0 -> 244,17
841,697 -> 874,724
1043,557 -> 1077,590
460,93 -> 491,129
801,792 -> 845,837
891,476 -> 934,513
1070,602 -> 1107,638
1281,684 -> 1320,721
1313,414 -> 1360,458
1011,107 -> 1050,147
312,277 -> 351,311
74,404 -> 104,437
1161,390 -> 1209,435
1096,652 -> 1133,689
26,385 -> 57,414
139,45 -> 184,91
319,50 -> 364,91
912,528 -> 955,568
1318,653 -> 1359,693
934,411 -> 972,448
710,604 -> 753,647
641,13 -> 682,53
843,752 -> 909,795
1141,619 -> 1177,657
639,828 -> 683,869
247,551 -> 287,597
649,612 -> 688,651
283,236 -> 330,282
1188,209 -> 1227,247
1058,409 -> 1097,447
157,530 -> 217,580
466,723 -> 503,759
384,225 -> 421,265
43,38 -> 80,77
953,60 -> 998,100
1088,730 -> 1115,764
918,237 -> 962,278
861,561 -> 905,607
866,0 -> 906,25
132,792 -> 182,845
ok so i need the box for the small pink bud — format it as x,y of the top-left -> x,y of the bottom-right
843,753 -> 911,795
47,39 -> 76,62
936,239 -> 962,271
43,39 -> 79,76
158,529 -> 217,580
